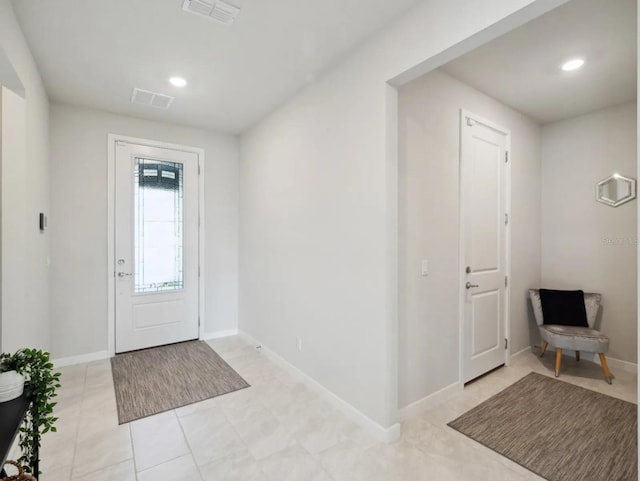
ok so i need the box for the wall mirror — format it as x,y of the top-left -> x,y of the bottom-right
595,174 -> 637,207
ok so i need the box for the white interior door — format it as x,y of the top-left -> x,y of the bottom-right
460,111 -> 510,383
115,141 -> 199,353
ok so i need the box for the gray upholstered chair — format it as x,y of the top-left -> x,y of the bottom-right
528,289 -> 612,384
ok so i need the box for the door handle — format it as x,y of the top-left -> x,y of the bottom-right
117,272 -> 132,277
465,282 -> 479,289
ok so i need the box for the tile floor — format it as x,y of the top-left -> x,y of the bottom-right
15,337 -> 636,481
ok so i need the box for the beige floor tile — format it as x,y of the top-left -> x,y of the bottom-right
206,338 -> 255,358
83,364 -> 114,392
71,424 -> 132,478
75,405 -> 120,442
363,442 -> 440,481
250,377 -> 290,405
179,408 -> 246,466
222,397 -> 267,426
174,396 -> 219,418
401,417 -> 461,456
232,406 -> 296,460
213,384 -> 255,408
39,427 -> 77,472
200,449 -> 267,481
267,387 -> 322,422
40,464 -> 72,481
55,384 -> 85,410
287,411 -> 347,454
34,339 -> 634,481
137,454 -> 202,481
410,391 -> 482,427
57,364 -> 87,389
433,448 -> 535,481
339,420 -> 379,449
70,459 -> 136,481
79,396 -> 118,429
314,439 -> 373,480
131,410 -> 191,471
260,444 -> 332,481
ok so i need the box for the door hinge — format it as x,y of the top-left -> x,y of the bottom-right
505,338 -> 508,350
505,276 -> 508,287
198,164 -> 201,175
198,266 -> 201,277
505,213 -> 509,225
505,151 -> 509,163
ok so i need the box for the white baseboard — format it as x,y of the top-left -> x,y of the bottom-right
597,355 -> 637,375
203,329 -> 238,340
534,345 -> 637,375
397,381 -> 463,421
52,331 -> 237,368
510,345 -> 532,362
563,349 -> 638,375
238,330 -> 400,443
52,350 -> 110,368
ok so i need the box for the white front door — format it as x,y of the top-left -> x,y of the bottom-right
114,141 -> 200,353
460,110 -> 510,383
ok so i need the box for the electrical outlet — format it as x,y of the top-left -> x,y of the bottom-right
296,336 -> 303,351
421,259 -> 429,276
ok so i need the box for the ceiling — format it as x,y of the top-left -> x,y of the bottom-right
10,0 -> 424,134
441,0 -> 637,125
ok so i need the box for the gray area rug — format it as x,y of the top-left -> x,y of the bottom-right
111,340 -> 249,423
448,372 -> 637,481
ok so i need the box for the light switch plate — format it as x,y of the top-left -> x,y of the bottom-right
421,260 -> 429,276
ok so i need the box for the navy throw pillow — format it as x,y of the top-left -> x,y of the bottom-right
539,289 -> 588,327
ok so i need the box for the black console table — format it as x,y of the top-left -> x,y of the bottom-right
0,392 -> 36,479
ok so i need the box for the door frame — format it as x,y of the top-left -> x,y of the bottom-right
107,134 -> 205,356
457,109 -> 512,384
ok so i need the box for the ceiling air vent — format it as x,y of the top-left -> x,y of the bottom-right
130,88 -> 174,110
182,0 -> 241,26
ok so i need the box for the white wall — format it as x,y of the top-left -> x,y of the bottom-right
1,87 -> 26,353
240,0 -> 562,431
541,102 -> 637,364
0,0 -> 51,353
49,103 -> 239,359
397,69 -> 541,409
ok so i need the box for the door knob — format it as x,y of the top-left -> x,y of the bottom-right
117,272 -> 132,277
465,282 -> 479,289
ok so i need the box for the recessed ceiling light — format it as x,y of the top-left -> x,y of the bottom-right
561,58 -> 585,72
169,77 -> 187,87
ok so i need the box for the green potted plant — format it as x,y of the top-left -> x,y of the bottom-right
0,348 -> 61,477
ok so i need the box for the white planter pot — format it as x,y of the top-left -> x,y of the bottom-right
0,370 -> 25,403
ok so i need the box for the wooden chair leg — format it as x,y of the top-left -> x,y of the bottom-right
540,341 -> 548,357
575,350 -> 580,362
555,348 -> 562,377
598,353 -> 612,384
